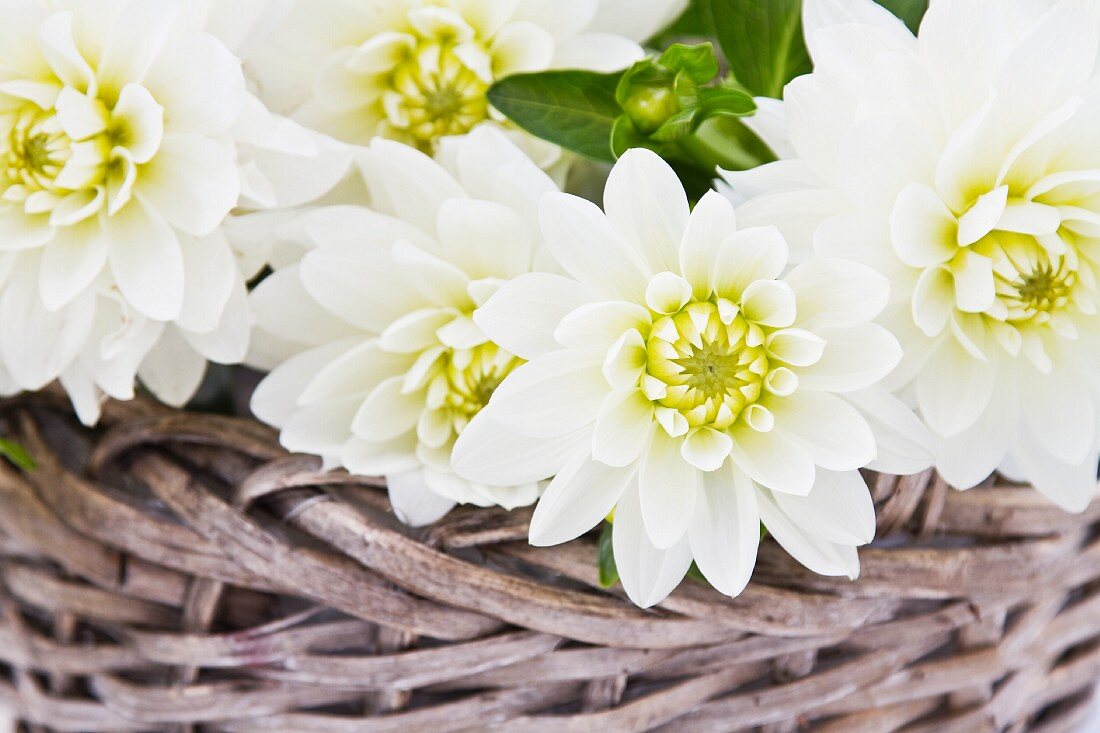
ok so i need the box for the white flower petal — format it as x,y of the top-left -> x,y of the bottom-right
492,20 -> 554,75
249,339 -> 360,427
551,31 -> 643,71
712,226 -> 789,302
437,198 -> 534,280
796,324 -> 902,393
106,197 -> 184,321
813,212 -> 904,279
688,463 -> 760,597
957,185 -> 1008,246
1024,367 -> 1095,466
846,388 -> 934,476
756,486 -> 860,579
96,0 -> 178,89
360,139 -> 466,237
474,273 -> 598,360
59,364 -> 104,427
951,250 -> 996,314
111,84 -> 164,164
1010,440 -> 1098,514
774,469 -> 875,545
178,276 -> 250,364
912,265 -> 955,337
602,329 -> 647,392
298,236 -> 425,334
529,450 -> 634,547
176,231 -> 236,334
603,149 -> 688,274
54,87 -> 107,140
587,0 -> 687,43
680,191 -> 737,300
933,390 -> 1015,490
37,11 -> 94,92
377,308 -> 453,354
251,265 -> 360,348
389,240 -> 472,310
681,427 -> 734,473
138,133 -> 239,237
994,5 -> 1096,132
144,31 -> 246,135
728,425 -> 816,496
612,481 -> 693,608
802,0 -> 914,60
786,259 -> 890,330
351,376 -> 424,443
451,412 -> 592,486
554,301 -> 651,351
0,261 -> 94,390
539,192 -> 650,301
592,390 -> 654,468
915,339 -> 997,438
387,470 -> 457,526
299,338 -> 414,405
771,391 -> 876,471
741,280 -> 797,328
917,0 -> 1011,131
644,272 -> 692,315
281,396 -> 361,456
487,349 -> 608,437
889,183 -> 958,268
38,223 -> 106,311
0,209 -> 55,251
639,429 -> 700,549
342,433 -> 421,477
736,98 -> 797,160
138,327 -> 206,407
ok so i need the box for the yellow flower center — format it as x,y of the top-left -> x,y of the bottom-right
646,300 -> 771,431
387,42 -> 490,150
987,233 -> 1079,326
426,341 -> 523,437
1,77 -> 159,226
2,106 -> 73,198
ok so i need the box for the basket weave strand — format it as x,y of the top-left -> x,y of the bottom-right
0,391 -> 1097,732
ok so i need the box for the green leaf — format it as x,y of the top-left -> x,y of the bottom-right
651,108 -> 699,143
658,43 -> 720,84
698,87 -> 757,118
597,523 -> 619,588
682,115 -> 774,172
702,0 -> 812,99
0,438 -> 35,471
487,70 -> 623,161
873,0 -> 928,34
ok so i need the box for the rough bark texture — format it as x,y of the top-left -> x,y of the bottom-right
0,388 -> 1096,732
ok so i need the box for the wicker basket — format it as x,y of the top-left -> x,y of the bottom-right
0,388 -> 1097,733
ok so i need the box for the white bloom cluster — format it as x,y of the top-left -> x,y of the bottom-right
0,0 -> 351,423
246,0 -> 686,171
4,0 -> 1098,610
250,126 -> 559,524
454,149 -> 930,606
727,0 -> 1100,512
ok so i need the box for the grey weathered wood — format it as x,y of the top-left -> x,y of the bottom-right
0,392 -> 1096,732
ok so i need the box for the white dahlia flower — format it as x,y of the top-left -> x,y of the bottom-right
249,126 -> 564,525
452,149 -> 931,608
246,0 -> 687,161
0,0 -> 351,424
726,0 -> 1100,511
